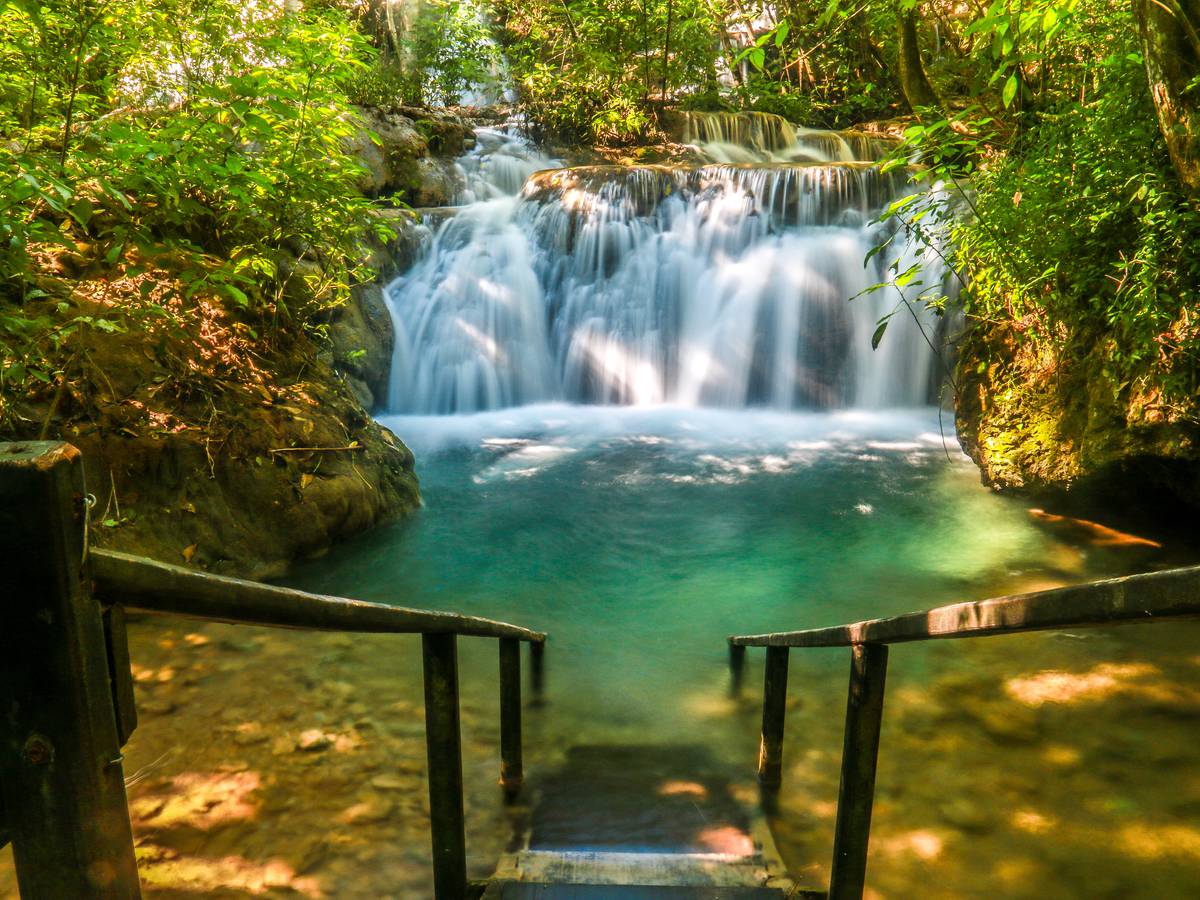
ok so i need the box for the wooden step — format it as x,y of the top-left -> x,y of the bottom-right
481,745 -> 824,899
480,882 -> 795,898
492,849 -> 781,888
529,745 -> 756,854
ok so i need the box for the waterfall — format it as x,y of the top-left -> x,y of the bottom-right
385,117 -> 950,415
671,111 -> 901,165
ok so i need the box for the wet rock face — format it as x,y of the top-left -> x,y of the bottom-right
82,362 -> 420,580
328,281 -> 395,411
349,105 -> 472,207
955,322 -> 1200,524
330,106 -> 473,410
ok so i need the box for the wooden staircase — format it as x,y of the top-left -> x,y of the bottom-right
476,745 -> 822,899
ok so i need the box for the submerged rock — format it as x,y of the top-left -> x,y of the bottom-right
297,729 -> 334,752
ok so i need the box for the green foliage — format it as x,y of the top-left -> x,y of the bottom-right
349,0 -> 505,107
1,0 -> 389,411
493,0 -> 732,142
955,55 -> 1200,404
873,4 -> 1200,410
408,0 -> 505,105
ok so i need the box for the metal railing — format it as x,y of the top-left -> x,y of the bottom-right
0,441 -> 546,900
728,564 -> 1200,900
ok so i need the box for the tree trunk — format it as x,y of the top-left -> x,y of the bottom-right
661,0 -> 675,100
896,7 -> 940,114
1135,0 -> 1200,195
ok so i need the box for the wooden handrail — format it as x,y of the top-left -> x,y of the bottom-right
728,563 -> 1200,649
728,562 -> 1200,900
92,549 -> 547,643
88,548 -> 547,899
2,442 -> 549,900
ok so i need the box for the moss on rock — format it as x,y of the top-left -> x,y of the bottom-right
956,321 -> 1200,523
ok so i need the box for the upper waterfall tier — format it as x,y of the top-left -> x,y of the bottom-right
522,163 -> 909,228
665,110 -> 899,164
384,123 -> 950,416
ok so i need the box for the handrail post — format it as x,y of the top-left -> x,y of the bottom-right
0,442 -> 141,898
757,646 -> 789,789
729,643 -> 746,698
529,639 -> 546,706
828,642 -> 889,900
421,633 -> 466,900
498,638 -> 523,800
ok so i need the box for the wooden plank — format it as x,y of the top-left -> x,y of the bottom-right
730,564 -> 1200,648
501,849 -> 770,888
0,441 -> 141,898
103,604 -> 138,747
93,548 -> 546,643
757,647 -> 789,789
499,637 -> 524,799
493,882 -> 794,898
423,633 -> 467,900
828,644 -> 888,900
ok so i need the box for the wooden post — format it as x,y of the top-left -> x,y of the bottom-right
0,442 -> 141,898
757,646 -> 789,789
529,639 -> 545,706
103,605 -> 138,747
729,643 -> 746,698
421,632 -> 466,900
828,643 -> 889,900
498,638 -> 523,800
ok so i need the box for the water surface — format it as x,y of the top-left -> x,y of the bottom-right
286,405 -> 1200,897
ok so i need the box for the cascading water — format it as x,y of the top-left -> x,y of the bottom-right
385,115 -> 950,415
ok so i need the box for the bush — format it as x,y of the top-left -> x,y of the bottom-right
1,0 -> 392,412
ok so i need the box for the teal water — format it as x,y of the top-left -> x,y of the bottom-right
285,404 -> 1200,896
288,404 -> 1141,742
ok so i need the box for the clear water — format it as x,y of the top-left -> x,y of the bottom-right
284,405 -> 1200,896
293,405 -> 1104,727
289,400 -> 1157,713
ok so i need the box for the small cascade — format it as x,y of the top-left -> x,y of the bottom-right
453,127 -> 558,204
676,110 -> 799,155
385,118 -> 950,415
672,110 -> 899,165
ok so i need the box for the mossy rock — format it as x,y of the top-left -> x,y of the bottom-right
955,320 -> 1200,526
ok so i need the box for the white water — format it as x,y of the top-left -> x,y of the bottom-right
385,118 -> 950,415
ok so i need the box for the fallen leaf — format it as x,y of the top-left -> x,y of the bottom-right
182,544 -> 197,562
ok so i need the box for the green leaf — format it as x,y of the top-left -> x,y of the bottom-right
70,197 -> 94,227
1002,73 -> 1018,108
871,319 -> 890,350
